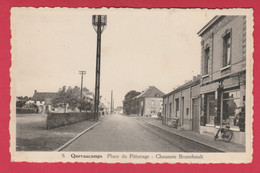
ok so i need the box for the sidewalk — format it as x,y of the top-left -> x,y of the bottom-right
139,117 -> 245,152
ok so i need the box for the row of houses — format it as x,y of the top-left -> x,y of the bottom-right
162,15 -> 246,145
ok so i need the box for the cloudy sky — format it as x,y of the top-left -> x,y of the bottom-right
11,8 -> 243,107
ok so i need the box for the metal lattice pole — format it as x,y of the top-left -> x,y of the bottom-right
92,15 -> 107,121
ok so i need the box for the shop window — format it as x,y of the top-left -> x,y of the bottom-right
207,93 -> 217,125
204,47 -> 210,75
222,90 -> 241,129
223,32 -> 231,67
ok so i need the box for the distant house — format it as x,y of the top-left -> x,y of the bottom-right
82,90 -> 94,104
31,90 -> 57,113
115,106 -> 123,114
135,86 -> 164,117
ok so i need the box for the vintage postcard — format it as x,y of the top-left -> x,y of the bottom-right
10,8 -> 254,163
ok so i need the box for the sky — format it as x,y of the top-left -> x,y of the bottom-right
11,8 -> 227,108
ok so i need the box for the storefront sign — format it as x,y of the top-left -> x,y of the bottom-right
223,76 -> 239,89
200,82 -> 219,94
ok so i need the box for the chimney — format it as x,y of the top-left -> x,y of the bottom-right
193,76 -> 196,81
35,90 -> 37,93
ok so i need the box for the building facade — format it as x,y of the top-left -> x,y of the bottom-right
162,76 -> 201,131
136,86 -> 164,117
32,90 -> 57,113
198,15 -> 246,145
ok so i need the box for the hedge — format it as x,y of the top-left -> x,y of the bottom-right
16,108 -> 38,114
46,112 -> 94,129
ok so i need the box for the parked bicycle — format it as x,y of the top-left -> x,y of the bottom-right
214,125 -> 233,142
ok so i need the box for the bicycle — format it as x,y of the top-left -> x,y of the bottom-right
214,125 -> 233,142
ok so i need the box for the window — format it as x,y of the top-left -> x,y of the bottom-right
151,107 -> 156,114
169,103 -> 172,117
186,108 -> 189,115
160,101 -> 163,106
222,90 -> 240,128
204,47 -> 210,75
151,100 -> 155,106
223,32 -> 231,67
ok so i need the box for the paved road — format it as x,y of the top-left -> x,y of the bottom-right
62,114 -> 218,152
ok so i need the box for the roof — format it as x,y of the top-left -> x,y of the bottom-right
197,16 -> 222,36
136,86 -> 164,98
32,92 -> 57,101
163,76 -> 201,98
82,91 -> 94,99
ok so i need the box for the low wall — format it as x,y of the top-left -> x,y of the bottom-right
16,108 -> 38,114
46,112 -> 94,129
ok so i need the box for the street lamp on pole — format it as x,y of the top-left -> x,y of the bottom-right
92,15 -> 107,121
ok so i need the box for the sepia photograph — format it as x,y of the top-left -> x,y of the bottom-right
10,8 -> 254,163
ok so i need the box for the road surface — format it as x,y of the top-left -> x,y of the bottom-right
62,114 -> 219,152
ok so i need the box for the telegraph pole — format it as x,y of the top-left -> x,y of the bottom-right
79,71 -> 86,112
110,90 -> 113,114
79,71 -> 86,100
92,15 -> 107,121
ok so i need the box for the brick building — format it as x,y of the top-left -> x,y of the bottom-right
198,15 -> 246,145
162,76 -> 201,131
136,86 -> 164,117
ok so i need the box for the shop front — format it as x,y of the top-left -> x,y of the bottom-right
200,72 -> 246,145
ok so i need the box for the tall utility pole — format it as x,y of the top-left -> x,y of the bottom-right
79,71 -> 86,100
110,90 -> 113,114
79,71 -> 86,112
92,15 -> 107,121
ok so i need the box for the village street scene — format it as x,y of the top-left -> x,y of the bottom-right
13,9 -> 247,153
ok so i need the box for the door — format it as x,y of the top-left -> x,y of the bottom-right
192,97 -> 200,132
181,97 -> 184,125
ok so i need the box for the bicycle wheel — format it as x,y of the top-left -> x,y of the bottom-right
223,130 -> 233,142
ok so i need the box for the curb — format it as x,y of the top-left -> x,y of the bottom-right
140,119 -> 224,152
55,121 -> 101,152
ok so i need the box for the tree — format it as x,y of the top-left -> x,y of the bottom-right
52,86 -> 93,113
16,96 -> 32,108
78,100 -> 92,112
123,90 -> 140,115
52,86 -> 78,113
